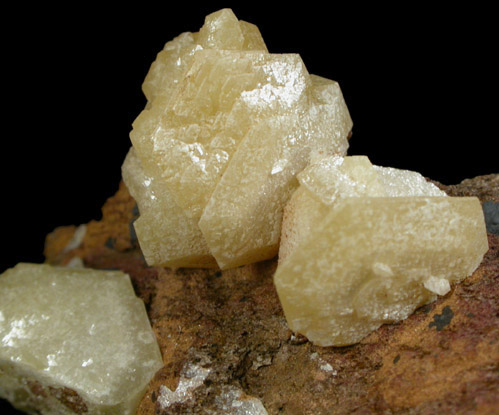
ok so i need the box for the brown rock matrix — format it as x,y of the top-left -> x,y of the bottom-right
39,174 -> 499,415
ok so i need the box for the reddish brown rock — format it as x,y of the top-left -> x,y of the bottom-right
436,174 -> 498,203
39,175 -> 499,415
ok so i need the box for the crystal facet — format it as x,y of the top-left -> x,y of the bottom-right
0,263 -> 163,414
123,8 -> 352,269
122,148 -> 217,268
275,156 -> 488,346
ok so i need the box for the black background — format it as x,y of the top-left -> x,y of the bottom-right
0,3 -> 496,413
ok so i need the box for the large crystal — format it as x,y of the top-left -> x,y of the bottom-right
275,156 -> 488,346
0,263 -> 163,414
124,8 -> 352,269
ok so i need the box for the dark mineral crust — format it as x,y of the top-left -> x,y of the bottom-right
36,175 -> 499,415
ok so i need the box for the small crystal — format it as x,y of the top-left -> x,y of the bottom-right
0,263 -> 163,414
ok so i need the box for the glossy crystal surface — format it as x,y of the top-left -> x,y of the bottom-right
125,8 -> 352,269
275,157 -> 488,346
0,263 -> 163,414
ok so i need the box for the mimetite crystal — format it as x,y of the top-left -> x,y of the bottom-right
123,8 -> 352,269
275,156 -> 488,346
0,263 -> 163,414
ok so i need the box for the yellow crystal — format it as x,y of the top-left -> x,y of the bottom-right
142,9 -> 267,106
279,156 -> 447,261
0,263 -> 163,414
124,8 -> 352,269
199,75 -> 350,269
122,148 -> 217,268
275,156 -> 488,346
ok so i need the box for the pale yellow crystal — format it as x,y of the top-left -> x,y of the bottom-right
126,8 -> 351,269
279,155 -> 446,262
279,186 -> 330,266
132,49 -> 313,221
199,77 -> 351,269
275,197 -> 488,347
0,263 -> 163,414
122,148 -> 217,268
275,156 -> 488,346
141,8 -> 267,106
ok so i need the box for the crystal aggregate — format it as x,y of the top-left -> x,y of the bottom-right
0,9 -> 490,415
123,8 -> 352,269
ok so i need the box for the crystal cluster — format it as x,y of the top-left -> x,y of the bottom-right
123,8 -> 352,269
0,263 -> 163,414
274,156 -> 489,346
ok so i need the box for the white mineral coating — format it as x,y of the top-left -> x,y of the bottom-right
275,156 -> 488,346
0,263 -> 163,414
215,385 -> 269,415
125,8 -> 351,269
157,362 -> 211,409
62,224 -> 87,253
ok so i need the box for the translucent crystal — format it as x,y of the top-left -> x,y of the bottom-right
126,9 -> 352,269
199,76 -> 350,269
141,8 -> 267,106
122,148 -> 217,268
132,49 -> 313,221
279,155 -> 446,261
0,263 -> 163,414
275,157 -> 488,346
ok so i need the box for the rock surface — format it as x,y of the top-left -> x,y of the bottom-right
13,174 -> 494,414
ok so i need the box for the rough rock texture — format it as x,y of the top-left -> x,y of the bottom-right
31,175 -> 499,414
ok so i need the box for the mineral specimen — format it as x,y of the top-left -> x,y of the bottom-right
0,263 -> 163,414
124,8 -> 352,269
275,156 -> 489,346
40,173 -> 499,414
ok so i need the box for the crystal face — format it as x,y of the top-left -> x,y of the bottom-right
275,156 -> 488,346
123,8 -> 352,269
122,148 -> 217,268
141,8 -> 267,107
0,263 -> 163,414
279,155 -> 447,262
